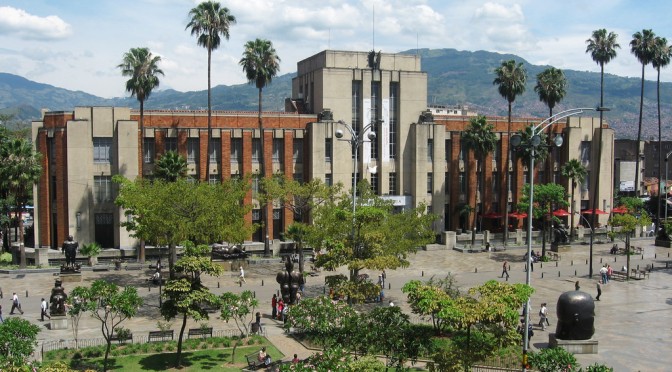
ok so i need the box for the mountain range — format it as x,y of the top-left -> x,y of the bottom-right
1,48 -> 670,140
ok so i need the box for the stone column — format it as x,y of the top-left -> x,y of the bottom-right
444,231 -> 457,250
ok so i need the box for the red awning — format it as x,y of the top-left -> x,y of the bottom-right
508,212 -> 528,219
552,209 -> 570,217
611,206 -> 628,214
582,209 -> 608,215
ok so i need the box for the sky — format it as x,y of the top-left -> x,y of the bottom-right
1,0 -> 672,99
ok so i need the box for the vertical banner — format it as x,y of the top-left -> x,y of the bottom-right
381,99 -> 390,162
363,98 -> 372,164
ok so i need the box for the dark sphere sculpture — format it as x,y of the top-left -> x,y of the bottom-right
555,290 -> 595,340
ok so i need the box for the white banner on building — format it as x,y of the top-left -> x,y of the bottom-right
363,98 -> 372,164
381,99 -> 390,161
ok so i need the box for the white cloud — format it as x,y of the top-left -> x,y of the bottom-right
474,2 -> 524,22
0,6 -> 72,40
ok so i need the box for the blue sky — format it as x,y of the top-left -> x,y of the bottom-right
1,0 -> 671,98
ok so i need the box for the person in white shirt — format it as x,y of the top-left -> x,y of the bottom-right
538,303 -> 549,330
41,298 -> 51,321
239,266 -> 246,284
10,292 -> 23,315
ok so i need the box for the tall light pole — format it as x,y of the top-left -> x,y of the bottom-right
335,120 -> 376,278
665,151 -> 672,221
510,107 -> 599,371
588,106 -> 612,278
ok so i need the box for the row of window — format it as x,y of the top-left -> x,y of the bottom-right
93,137 -> 304,165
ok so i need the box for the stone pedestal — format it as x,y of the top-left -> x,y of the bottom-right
50,315 -> 69,330
444,231 -> 456,250
60,273 -> 82,283
549,333 -> 598,354
34,247 -> 50,267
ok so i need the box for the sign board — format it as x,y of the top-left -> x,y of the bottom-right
620,180 -> 635,192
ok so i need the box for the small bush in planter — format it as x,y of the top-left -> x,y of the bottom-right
80,242 -> 102,266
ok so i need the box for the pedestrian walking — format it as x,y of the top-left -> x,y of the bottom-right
271,294 -> 277,319
239,266 -> 246,284
575,281 -> 580,291
381,270 -> 386,287
9,292 -> 23,315
596,282 -> 602,301
501,260 -> 510,279
538,303 -> 549,330
606,264 -> 613,283
599,265 -> 608,284
41,298 -> 51,321
255,311 -> 262,332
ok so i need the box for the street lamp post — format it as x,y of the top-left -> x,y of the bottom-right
665,151 -> 672,221
510,107 -> 600,371
335,120 -> 376,271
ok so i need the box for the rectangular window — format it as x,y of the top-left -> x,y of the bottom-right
209,138 -> 221,163
143,138 -> 155,164
583,171 -> 590,192
231,138 -> 242,163
252,209 -> 261,222
48,138 -> 56,165
352,81 -> 362,138
94,176 -> 113,203
325,138 -> 332,162
293,139 -> 303,164
445,172 -> 450,195
325,173 -> 332,187
580,141 -> 591,164
252,138 -> 261,163
370,81 -> 381,159
445,139 -> 451,161
459,140 -> 466,161
272,138 -> 283,163
428,139 -> 434,162
187,138 -> 199,164
371,173 -> 379,194
209,174 -> 219,185
427,172 -> 433,194
389,172 -> 397,195
165,137 -> 178,153
93,137 -> 112,164
492,171 -> 499,197
389,83 -> 398,159
252,175 -> 260,196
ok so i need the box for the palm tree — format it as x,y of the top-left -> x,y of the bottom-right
0,138 -> 42,268
587,28 -> 620,277
630,29 -> 656,198
155,151 -> 188,182
462,115 -> 497,246
493,60 -> 527,246
118,47 -> 164,178
652,36 -> 671,232
561,159 -> 587,241
534,67 -> 567,183
240,38 -> 280,256
186,1 -> 236,180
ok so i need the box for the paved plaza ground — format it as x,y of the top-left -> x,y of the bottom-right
2,237 -> 671,371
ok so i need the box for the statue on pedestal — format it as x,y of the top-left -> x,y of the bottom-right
61,235 -> 81,273
276,256 -> 304,305
49,279 -> 68,316
555,289 -> 595,340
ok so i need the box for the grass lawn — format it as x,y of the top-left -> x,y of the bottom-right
45,338 -> 284,371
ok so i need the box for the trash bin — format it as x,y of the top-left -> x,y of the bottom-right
11,243 -> 21,265
251,322 -> 259,334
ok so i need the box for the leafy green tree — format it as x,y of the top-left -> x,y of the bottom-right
154,150 -> 187,182
308,183 -> 436,301
219,290 -> 258,363
528,347 -> 579,372
651,36 -> 671,230
240,38 -> 280,256
630,29 -> 656,198
0,137 -> 42,268
186,0 -> 236,179
70,280 -> 143,372
493,60 -> 527,245
66,293 -> 86,349
117,47 -> 164,180
561,159 -> 587,240
285,295 -> 358,348
402,275 -> 460,335
161,241 -> 223,368
0,318 -> 40,368
114,177 -> 252,276
517,183 -> 568,256
610,201 -> 651,280
462,115 -> 497,243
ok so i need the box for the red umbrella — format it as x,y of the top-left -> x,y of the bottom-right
582,209 -> 608,215
508,212 -> 528,219
552,209 -> 570,217
611,206 -> 628,214
482,212 -> 503,219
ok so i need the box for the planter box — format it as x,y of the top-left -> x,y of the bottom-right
655,239 -> 672,248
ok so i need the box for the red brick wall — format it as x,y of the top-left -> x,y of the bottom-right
37,131 -> 51,247
449,133 -> 461,231
199,131 -> 208,181
221,133 -> 230,182
155,130 -> 166,155
54,130 -> 68,247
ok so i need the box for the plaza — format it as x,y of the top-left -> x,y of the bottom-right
2,237 -> 670,371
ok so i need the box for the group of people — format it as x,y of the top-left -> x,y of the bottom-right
271,294 -> 288,323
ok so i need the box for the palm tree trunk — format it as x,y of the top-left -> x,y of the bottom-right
570,182 -> 576,240
139,100 -> 145,263
634,64 -> 645,197
258,87 -> 270,256
206,48 -> 212,181
589,63 -> 606,278
656,68 -> 663,233
18,203 -> 26,269
503,102 -> 512,246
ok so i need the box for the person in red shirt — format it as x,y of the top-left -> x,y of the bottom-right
271,294 -> 277,319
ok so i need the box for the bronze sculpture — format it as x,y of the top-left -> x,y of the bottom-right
49,279 -> 68,316
555,289 -> 595,340
276,256 -> 304,305
61,235 -> 80,273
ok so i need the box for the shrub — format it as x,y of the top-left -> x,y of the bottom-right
0,252 -> 12,264
581,363 -> 614,372
528,347 -> 579,372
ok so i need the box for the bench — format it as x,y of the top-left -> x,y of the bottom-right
546,252 -> 560,261
125,264 -> 144,271
611,270 -> 628,281
491,245 -> 506,252
92,265 -> 110,272
630,268 -> 649,280
148,330 -> 174,342
245,352 -> 267,370
109,334 -> 133,344
187,327 -> 213,339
